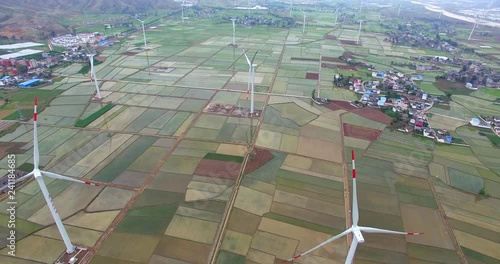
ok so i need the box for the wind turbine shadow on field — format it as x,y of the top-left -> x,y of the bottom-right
282,150 -> 424,263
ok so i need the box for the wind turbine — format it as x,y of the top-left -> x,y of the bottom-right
302,11 -> 306,34
335,7 -> 339,25
468,19 -> 479,40
398,1 -> 402,17
439,5 -> 443,19
182,0 -> 185,23
5,98 -> 100,254
134,15 -> 151,75
282,150 -> 423,263
87,51 -> 101,100
288,1 -> 293,17
230,18 -> 237,47
181,0 -> 190,23
356,20 -> 363,44
243,49 -> 258,115
469,0 -> 495,40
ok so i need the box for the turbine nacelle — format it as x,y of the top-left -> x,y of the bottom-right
352,227 -> 365,244
33,169 -> 42,178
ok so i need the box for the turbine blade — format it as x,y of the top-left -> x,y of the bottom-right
251,50 -> 258,65
351,150 -> 359,226
242,49 -> 251,65
33,98 -> 39,169
344,237 -> 359,264
41,171 -> 100,186
0,172 -> 34,192
14,171 -> 34,185
359,226 -> 424,235
282,228 -> 352,262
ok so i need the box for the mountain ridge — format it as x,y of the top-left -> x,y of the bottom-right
0,0 -> 181,41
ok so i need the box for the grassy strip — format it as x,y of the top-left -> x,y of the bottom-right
0,122 -> 20,138
462,247 -> 499,264
477,128 -> 500,147
203,153 -> 244,163
451,137 -> 467,145
263,212 -> 341,235
3,109 -> 32,120
74,104 -> 114,128
216,251 -> 245,264
0,89 -> 62,111
18,163 -> 44,172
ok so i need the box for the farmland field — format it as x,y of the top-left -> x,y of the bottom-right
0,3 -> 499,264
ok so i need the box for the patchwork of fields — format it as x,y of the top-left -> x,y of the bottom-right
0,7 -> 499,264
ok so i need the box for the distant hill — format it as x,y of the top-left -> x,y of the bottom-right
1,0 -> 180,14
0,0 -> 181,41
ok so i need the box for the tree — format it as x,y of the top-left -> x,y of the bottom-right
16,65 -> 28,74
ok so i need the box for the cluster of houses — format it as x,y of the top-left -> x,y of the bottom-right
0,54 -> 58,87
51,33 -> 105,47
411,56 -> 500,89
444,61 -> 500,89
470,116 -> 500,136
421,127 -> 454,143
382,20 -> 459,54
223,15 -> 296,28
342,70 -> 466,144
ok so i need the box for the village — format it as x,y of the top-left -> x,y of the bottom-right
0,33 -> 114,88
331,68 -> 499,145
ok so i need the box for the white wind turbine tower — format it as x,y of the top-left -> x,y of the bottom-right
468,20 -> 479,40
356,20 -> 363,44
398,1 -> 402,17
335,7 -> 339,25
468,0 -> 495,40
230,18 -> 237,47
439,5 -> 443,19
182,0 -> 185,23
283,150 -> 423,263
288,1 -> 293,17
181,0 -> 190,23
302,11 -> 306,34
88,52 -> 102,100
134,15 -> 151,75
243,49 -> 258,115
8,98 -> 100,254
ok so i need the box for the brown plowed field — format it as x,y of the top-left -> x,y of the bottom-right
321,63 -> 356,70
327,100 -> 357,111
244,148 -> 274,174
194,159 -> 241,180
306,73 -> 319,80
339,39 -> 361,46
352,108 -> 393,126
322,56 -> 343,63
343,123 -> 382,141
121,51 -> 138,56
